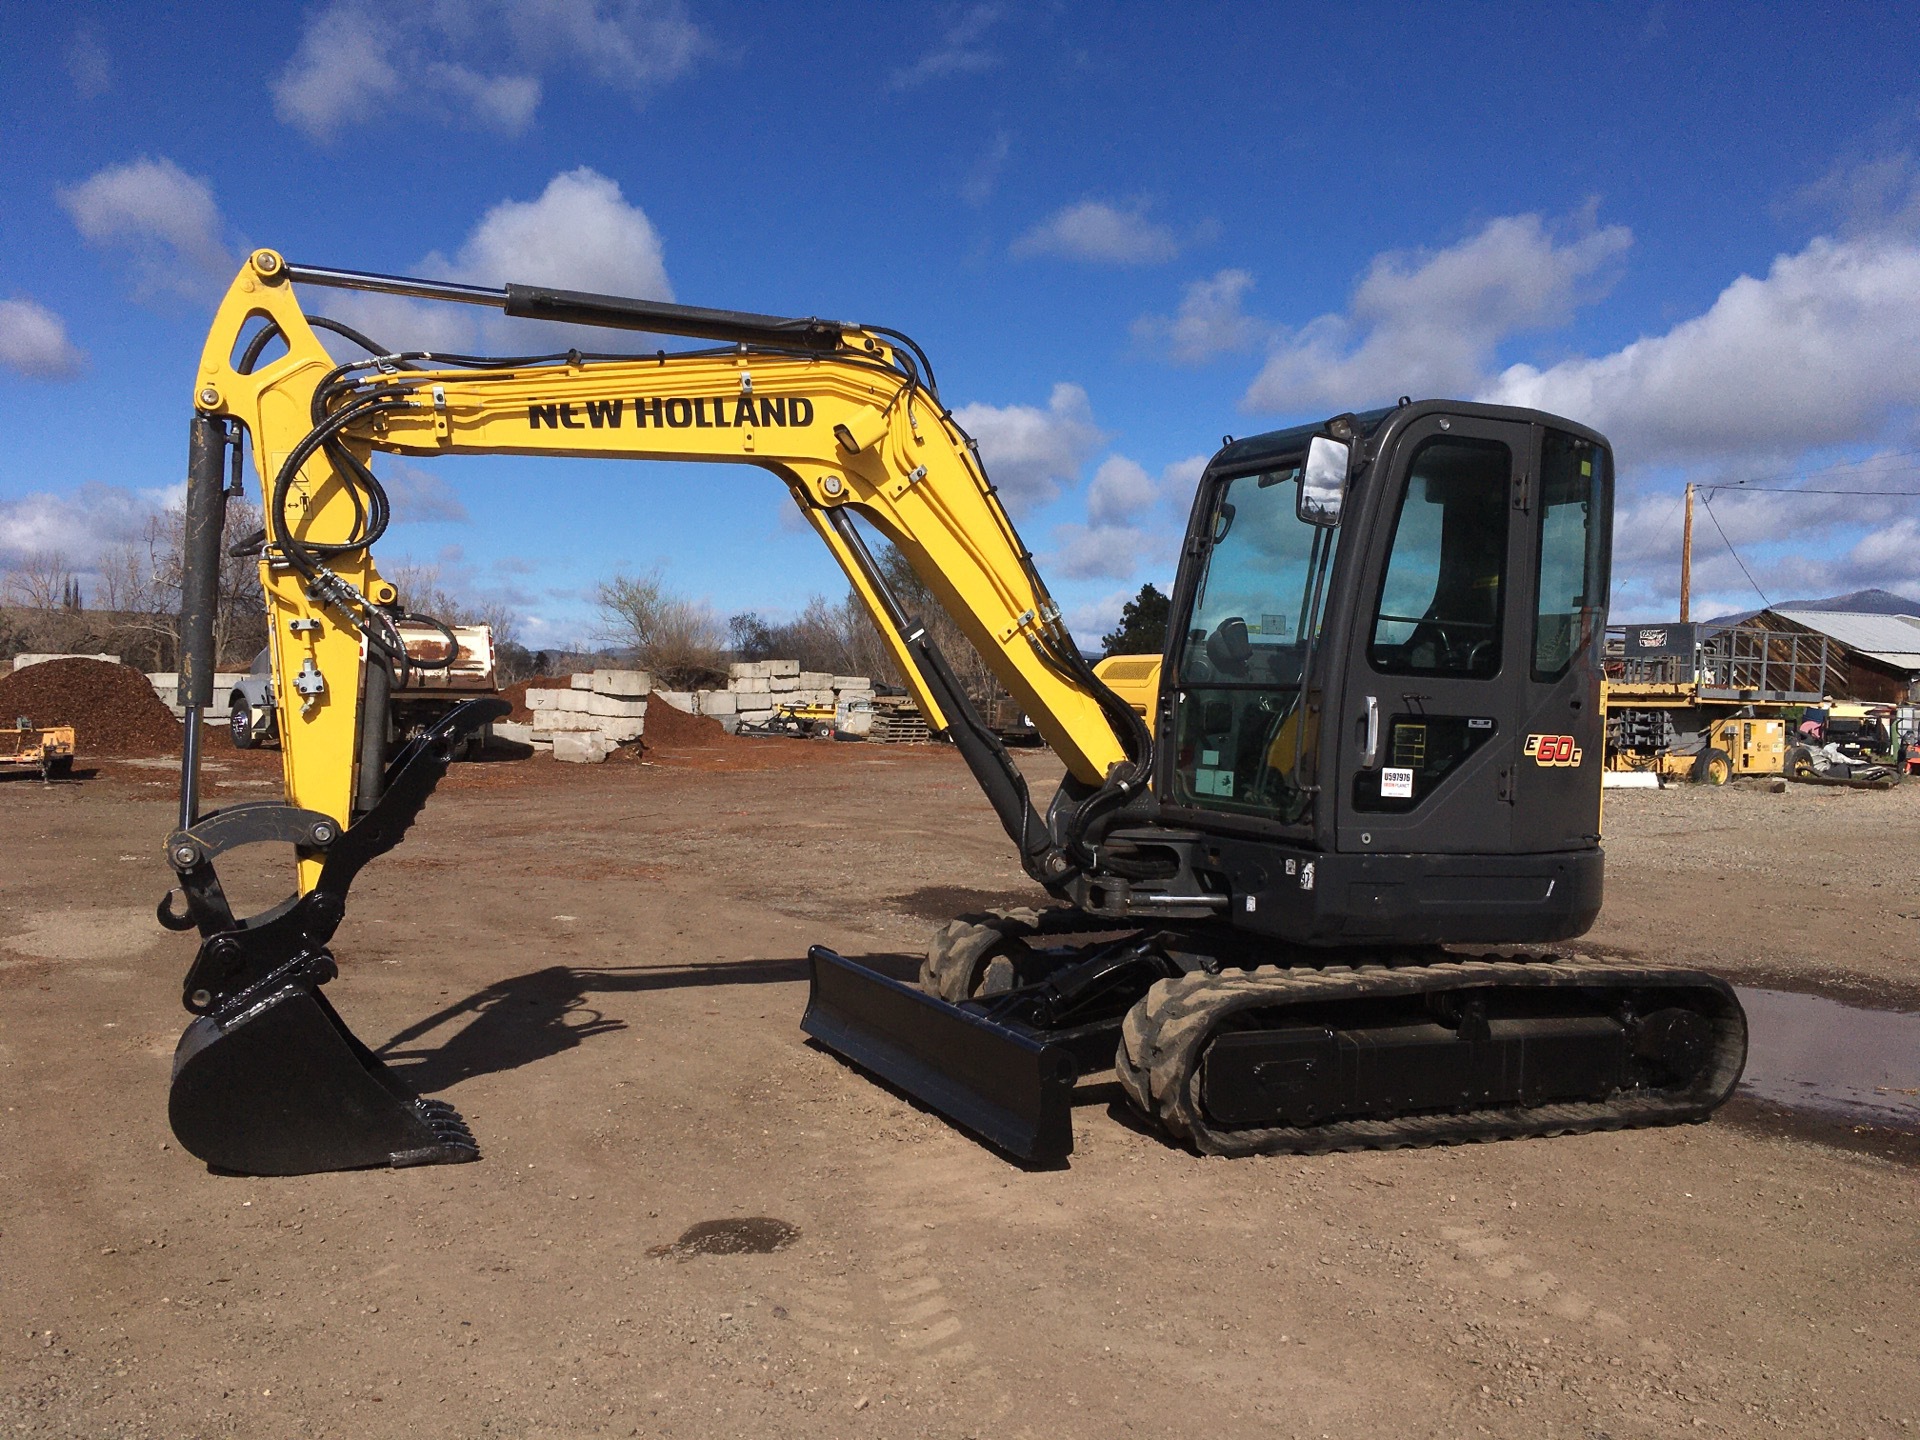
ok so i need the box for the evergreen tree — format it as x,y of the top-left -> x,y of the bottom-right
1099,583 -> 1170,657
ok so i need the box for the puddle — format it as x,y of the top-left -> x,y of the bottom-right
1735,987 -> 1920,1132
649,1217 -> 799,1258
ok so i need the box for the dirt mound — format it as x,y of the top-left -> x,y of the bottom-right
644,696 -> 725,747
0,658 -> 182,755
500,674 -> 573,723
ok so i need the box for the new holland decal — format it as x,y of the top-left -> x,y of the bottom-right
1524,733 -> 1584,767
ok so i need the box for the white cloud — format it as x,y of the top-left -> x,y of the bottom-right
431,167 -> 672,297
961,129 -> 1012,208
273,0 -> 708,141
0,299 -> 86,379
1244,211 -> 1630,412
889,5 -> 1001,93
0,483 -> 178,572
379,461 -> 471,525
66,24 -> 111,99
1133,268 -> 1264,364
57,157 -> 235,300
952,383 -> 1106,511
1486,234 -> 1920,463
1605,451 -> 1920,619
318,167 -> 673,354
1012,201 -> 1182,266
1044,453 -> 1205,582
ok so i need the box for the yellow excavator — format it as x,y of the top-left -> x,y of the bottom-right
159,251 -> 1747,1175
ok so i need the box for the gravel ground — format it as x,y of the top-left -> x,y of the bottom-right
1,744 -> 1915,1438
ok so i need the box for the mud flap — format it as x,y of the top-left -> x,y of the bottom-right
170,975 -> 477,1175
801,947 -> 1076,1163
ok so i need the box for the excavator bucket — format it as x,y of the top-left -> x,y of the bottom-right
162,697 -> 506,1176
802,947 -> 1077,1162
170,979 -> 475,1175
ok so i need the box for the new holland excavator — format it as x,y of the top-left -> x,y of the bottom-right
158,250 -> 1747,1176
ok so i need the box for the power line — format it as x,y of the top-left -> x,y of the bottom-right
1697,492 -> 1771,608
1700,484 -> 1920,496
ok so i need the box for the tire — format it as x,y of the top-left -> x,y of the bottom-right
228,694 -> 260,750
1783,744 -> 1815,779
1691,747 -> 1732,785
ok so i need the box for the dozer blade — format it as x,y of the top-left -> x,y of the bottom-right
170,975 -> 476,1175
802,947 -> 1077,1163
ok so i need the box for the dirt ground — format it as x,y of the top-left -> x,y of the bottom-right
3,738 -> 1918,1439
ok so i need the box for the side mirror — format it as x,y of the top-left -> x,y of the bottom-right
1298,435 -> 1349,526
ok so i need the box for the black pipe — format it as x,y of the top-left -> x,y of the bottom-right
356,656 -> 390,815
903,621 -> 1059,884
177,415 -> 230,830
503,284 -> 845,352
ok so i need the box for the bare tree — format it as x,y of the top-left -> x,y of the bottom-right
2,551 -> 76,612
594,570 -> 726,689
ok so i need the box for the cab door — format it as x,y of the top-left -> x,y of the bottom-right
1508,428 -> 1610,852
1334,413 -> 1535,855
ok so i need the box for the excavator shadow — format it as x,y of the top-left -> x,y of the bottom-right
375,957 -> 808,1093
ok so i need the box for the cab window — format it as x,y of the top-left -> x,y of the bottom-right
1368,437 -> 1511,678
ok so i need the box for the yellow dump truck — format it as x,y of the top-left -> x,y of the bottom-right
2,720 -> 76,780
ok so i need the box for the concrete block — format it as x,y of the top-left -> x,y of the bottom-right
591,668 -> 649,697
584,691 -> 648,718
799,671 -> 831,690
717,715 -> 741,734
832,676 -> 872,691
542,707 -> 601,731
13,653 -> 121,671
734,676 -> 770,693
570,673 -> 592,690
526,688 -> 568,711
730,661 -> 771,680
552,731 -> 611,764
767,659 -> 800,677
493,721 -> 535,744
599,718 -> 644,743
698,690 -> 736,716
651,691 -> 694,713
768,675 -> 798,692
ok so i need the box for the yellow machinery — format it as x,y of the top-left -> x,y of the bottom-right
156,252 -> 1745,1175
1,720 -> 75,780
1603,622 -> 1829,784
1091,654 -> 1162,733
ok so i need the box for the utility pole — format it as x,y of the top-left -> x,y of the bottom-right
1679,482 -> 1695,623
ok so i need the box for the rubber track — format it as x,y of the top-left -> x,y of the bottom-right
1114,955 -> 1748,1157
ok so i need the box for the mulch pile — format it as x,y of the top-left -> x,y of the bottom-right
0,658 -> 182,755
640,697 -> 725,748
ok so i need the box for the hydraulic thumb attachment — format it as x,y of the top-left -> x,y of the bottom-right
159,698 -> 507,1175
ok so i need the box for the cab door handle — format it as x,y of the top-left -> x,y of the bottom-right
1360,695 -> 1380,767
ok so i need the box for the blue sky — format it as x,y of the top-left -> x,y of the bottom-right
3,2 -> 1919,649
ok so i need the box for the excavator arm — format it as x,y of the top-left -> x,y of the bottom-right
160,251 -> 1150,1173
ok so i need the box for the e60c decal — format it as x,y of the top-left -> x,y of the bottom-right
1524,733 -> 1583,767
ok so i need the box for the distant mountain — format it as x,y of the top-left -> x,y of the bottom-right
1703,588 -> 1920,627
1774,588 -> 1920,615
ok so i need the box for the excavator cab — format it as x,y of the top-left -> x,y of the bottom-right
1143,405 -> 1611,944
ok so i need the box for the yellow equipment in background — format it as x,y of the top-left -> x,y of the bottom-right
1,720 -> 75,780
